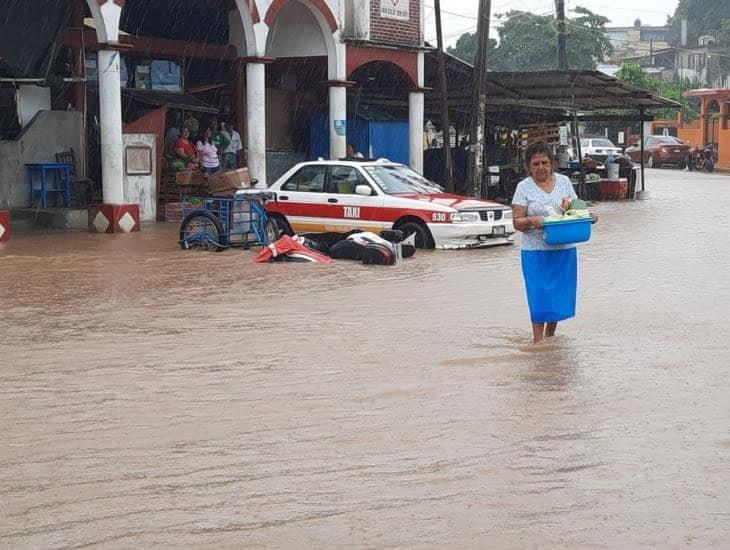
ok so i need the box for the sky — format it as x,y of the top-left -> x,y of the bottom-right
425,0 -> 680,47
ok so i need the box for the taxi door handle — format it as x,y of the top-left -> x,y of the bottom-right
328,198 -> 338,203
279,195 -> 289,201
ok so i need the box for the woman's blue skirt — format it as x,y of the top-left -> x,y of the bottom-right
521,248 -> 577,323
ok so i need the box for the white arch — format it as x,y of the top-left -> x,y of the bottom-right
232,0 -> 259,57
85,0 -> 109,43
86,1 -> 257,54
264,0 -> 340,79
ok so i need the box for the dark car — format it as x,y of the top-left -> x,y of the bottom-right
625,135 -> 691,168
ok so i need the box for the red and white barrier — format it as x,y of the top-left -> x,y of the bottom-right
88,204 -> 140,234
0,210 -> 10,242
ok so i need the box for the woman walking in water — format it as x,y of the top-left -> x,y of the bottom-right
512,141 -> 597,343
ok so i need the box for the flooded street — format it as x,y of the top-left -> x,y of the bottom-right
1,169 -> 729,548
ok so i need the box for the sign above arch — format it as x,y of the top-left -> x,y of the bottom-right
381,0 -> 409,21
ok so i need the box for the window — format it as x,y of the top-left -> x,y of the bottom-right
281,165 -> 327,192
592,139 -> 615,148
151,60 -> 182,92
364,165 -> 444,195
328,166 -> 367,194
656,136 -> 683,145
84,53 -> 129,86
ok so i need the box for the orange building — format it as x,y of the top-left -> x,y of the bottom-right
677,89 -> 730,171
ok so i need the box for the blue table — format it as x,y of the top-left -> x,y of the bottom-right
26,162 -> 73,208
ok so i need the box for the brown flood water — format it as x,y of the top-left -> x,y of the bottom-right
1,169 -> 729,548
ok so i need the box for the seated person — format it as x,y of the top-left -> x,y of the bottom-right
172,127 -> 200,170
346,143 -> 364,159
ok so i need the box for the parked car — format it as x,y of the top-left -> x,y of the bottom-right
624,135 -> 692,168
580,138 -> 623,163
261,159 -> 515,249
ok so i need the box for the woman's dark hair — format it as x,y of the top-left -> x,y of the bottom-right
524,140 -> 555,168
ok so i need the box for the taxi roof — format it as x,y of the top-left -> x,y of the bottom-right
300,158 -> 402,167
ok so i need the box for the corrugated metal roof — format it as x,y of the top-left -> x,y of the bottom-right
424,52 -> 680,112
457,70 -> 679,110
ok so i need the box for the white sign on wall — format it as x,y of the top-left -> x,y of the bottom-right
381,0 -> 409,21
16,85 -> 51,129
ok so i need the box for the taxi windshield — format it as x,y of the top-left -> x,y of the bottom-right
364,165 -> 444,195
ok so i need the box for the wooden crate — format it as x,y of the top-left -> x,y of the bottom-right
164,202 -> 183,223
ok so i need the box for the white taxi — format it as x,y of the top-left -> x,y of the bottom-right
262,159 -> 514,249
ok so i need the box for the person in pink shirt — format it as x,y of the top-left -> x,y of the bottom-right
196,127 -> 221,174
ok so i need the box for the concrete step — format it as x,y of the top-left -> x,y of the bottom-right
11,208 -> 88,231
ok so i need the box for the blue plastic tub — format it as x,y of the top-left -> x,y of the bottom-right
543,217 -> 592,245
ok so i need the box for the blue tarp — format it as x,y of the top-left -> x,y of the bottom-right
309,113 -> 409,164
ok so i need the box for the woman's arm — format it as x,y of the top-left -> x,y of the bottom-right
512,204 -> 543,232
175,146 -> 192,160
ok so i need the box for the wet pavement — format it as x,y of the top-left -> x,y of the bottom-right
1,168 -> 729,548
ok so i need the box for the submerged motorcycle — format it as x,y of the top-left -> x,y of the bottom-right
687,144 -> 715,172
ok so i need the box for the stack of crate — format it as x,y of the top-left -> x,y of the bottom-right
164,202 -> 183,223
519,123 -> 560,150
159,170 -> 208,222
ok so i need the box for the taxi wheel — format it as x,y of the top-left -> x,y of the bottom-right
269,214 -> 293,236
399,221 -> 434,249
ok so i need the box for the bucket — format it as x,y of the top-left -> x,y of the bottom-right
558,152 -> 570,168
543,217 -> 592,245
230,200 -> 251,243
607,163 -> 620,179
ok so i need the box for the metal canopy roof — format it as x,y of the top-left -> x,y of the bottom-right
481,70 -> 681,110
423,52 -> 680,112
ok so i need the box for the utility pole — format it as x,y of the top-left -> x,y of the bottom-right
556,0 -> 568,70
467,0 -> 492,198
434,0 -> 454,192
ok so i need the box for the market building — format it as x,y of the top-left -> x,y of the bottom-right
0,0 -> 426,230
677,88 -> 730,171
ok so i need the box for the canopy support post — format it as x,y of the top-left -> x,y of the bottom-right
572,110 -> 586,198
639,107 -> 646,195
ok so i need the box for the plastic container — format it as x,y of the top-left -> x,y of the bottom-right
230,199 -> 251,243
543,217 -> 592,245
607,162 -> 620,179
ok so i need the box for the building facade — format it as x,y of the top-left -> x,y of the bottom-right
0,0 -> 428,226
605,19 -> 672,62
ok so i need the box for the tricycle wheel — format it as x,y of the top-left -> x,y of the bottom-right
264,218 -> 279,245
180,211 -> 225,252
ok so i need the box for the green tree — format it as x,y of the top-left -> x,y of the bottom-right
447,32 -> 496,65
616,63 -> 697,121
669,0 -> 730,45
486,7 -> 613,71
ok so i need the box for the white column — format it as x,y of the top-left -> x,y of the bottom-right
409,91 -> 425,173
98,50 -> 124,204
246,62 -> 267,187
329,85 -> 347,160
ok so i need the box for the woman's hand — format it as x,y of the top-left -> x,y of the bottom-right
590,212 -> 599,224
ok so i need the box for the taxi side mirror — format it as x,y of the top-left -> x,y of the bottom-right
355,184 -> 372,196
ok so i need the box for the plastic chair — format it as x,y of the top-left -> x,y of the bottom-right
55,149 -> 98,206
